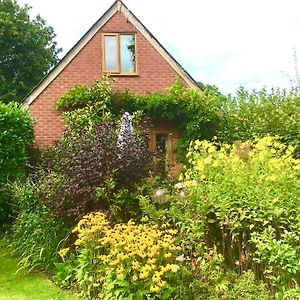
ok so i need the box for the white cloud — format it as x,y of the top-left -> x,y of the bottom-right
17,0 -> 300,94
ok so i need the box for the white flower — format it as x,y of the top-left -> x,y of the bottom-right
171,264 -> 180,272
176,254 -> 185,262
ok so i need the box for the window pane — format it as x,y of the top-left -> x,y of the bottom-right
156,134 -> 168,154
120,34 -> 135,72
104,35 -> 117,71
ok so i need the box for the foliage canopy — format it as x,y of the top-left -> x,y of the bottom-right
0,0 -> 61,103
218,87 -> 300,158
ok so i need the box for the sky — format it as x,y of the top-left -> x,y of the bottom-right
18,0 -> 300,95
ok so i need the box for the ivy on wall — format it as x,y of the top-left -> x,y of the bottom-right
55,78 -> 223,161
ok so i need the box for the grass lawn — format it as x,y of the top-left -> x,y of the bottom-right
0,241 -> 81,300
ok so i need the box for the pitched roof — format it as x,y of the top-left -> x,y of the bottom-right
23,0 -> 199,106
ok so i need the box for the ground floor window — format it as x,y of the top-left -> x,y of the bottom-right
149,124 -> 180,174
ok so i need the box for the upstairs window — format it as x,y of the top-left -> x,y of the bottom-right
103,33 -> 136,74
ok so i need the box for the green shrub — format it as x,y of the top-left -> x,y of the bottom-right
0,184 -> 15,228
251,227 -> 300,296
0,102 -> 34,182
166,136 -> 300,294
113,81 -> 223,160
219,88 -> 300,158
47,78 -> 153,222
190,250 -> 271,300
226,270 -> 271,300
56,79 -> 300,162
55,77 -> 113,111
0,102 -> 34,227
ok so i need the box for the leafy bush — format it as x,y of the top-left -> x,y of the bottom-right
41,122 -> 117,220
39,77 -> 153,221
113,81 -> 223,160
0,102 -> 34,182
56,79 -> 300,162
251,227 -> 300,296
0,102 -> 33,227
55,77 -> 113,111
39,120 -> 152,221
0,184 -> 15,228
225,270 -> 271,300
190,249 -> 271,300
55,211 -> 190,299
165,136 -> 300,294
59,79 -> 114,135
219,88 -> 300,158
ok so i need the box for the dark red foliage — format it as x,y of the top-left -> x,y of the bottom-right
41,121 -> 153,221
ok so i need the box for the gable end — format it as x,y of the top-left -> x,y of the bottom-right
23,0 -> 199,106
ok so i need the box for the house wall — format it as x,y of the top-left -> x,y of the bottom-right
29,11 -> 178,147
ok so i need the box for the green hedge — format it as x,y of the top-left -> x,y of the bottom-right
0,102 -> 34,227
0,102 -> 33,182
218,88 -> 300,158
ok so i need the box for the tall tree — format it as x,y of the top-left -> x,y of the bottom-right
0,0 -> 61,103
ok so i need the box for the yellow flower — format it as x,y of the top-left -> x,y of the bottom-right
58,247 -> 70,259
152,271 -> 162,283
167,229 -> 178,235
132,274 -> 138,281
131,260 -> 140,270
141,264 -> 153,273
116,265 -> 124,278
139,271 -> 149,280
165,264 -> 174,271
72,226 -> 79,233
73,211 -> 180,292
171,264 -> 180,272
157,280 -> 166,288
150,285 -> 160,293
267,175 -> 277,181
74,239 -> 82,246
98,255 -> 109,263
147,258 -> 157,265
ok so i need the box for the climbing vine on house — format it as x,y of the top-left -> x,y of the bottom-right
55,77 -> 224,161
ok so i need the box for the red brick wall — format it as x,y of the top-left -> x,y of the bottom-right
29,11 -> 178,147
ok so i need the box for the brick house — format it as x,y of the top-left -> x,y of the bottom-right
23,0 -> 198,164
